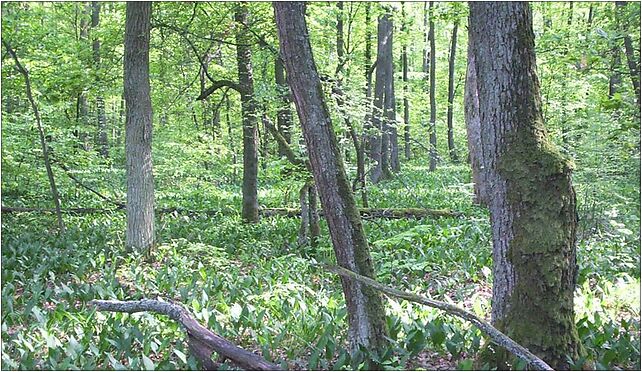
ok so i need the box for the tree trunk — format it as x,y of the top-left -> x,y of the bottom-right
370,13 -> 394,184
274,2 -> 388,361
275,56 -> 292,157
4,41 -> 66,233
608,46 -> 622,99
235,3 -> 259,223
464,46 -> 488,206
469,3 -> 581,369
428,1 -> 437,171
124,1 -> 154,253
401,2 -> 411,160
92,1 -> 109,158
616,1 -> 641,107
77,2 -> 90,151
447,20 -> 459,162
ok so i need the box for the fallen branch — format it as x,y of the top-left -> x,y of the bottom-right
2,206 -> 462,219
321,265 -> 553,371
89,299 -> 281,371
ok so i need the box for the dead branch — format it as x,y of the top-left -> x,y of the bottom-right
89,299 -> 281,371
321,265 -> 553,371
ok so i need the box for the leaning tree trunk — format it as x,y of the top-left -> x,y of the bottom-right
273,2 -> 388,362
428,1 -> 437,171
446,20 -> 459,162
4,41 -> 66,233
616,1 -> 641,107
92,1 -> 109,158
235,3 -> 260,223
469,3 -> 582,369
124,1 -> 155,253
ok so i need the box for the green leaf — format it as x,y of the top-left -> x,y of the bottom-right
142,355 -> 155,371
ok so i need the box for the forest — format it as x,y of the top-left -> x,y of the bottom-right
1,1 -> 640,371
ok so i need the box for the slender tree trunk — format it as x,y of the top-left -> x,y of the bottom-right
235,3 -> 259,223
308,182 -> 320,247
77,2 -> 90,151
358,2 -> 372,207
447,20 -> 459,162
428,1 -> 437,171
92,1 -> 109,157
226,95 -> 238,183
401,2 -> 411,160
609,46 -> 622,98
124,1 -> 154,253
370,13 -> 394,183
275,56 -> 293,157
616,1 -> 641,107
469,3 -> 581,368
464,47 -> 488,206
274,2 -> 388,361
4,41 -> 65,233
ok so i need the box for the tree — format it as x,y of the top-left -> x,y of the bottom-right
124,1 -> 154,253
273,1 -> 388,361
469,3 -> 582,368
369,10 -> 394,184
4,40 -> 66,233
446,18 -> 459,162
274,56 -> 292,157
464,44 -> 487,206
427,1 -> 437,171
92,1 -> 109,157
235,3 -> 260,223
616,1 -> 641,107
401,2 -> 411,160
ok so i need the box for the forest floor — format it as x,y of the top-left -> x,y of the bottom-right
1,155 -> 640,370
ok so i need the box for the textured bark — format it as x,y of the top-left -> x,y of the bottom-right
370,13 -> 394,184
464,41 -> 488,206
401,2 -> 411,160
77,2 -> 90,151
446,20 -> 459,162
235,3 -> 259,223
428,1 -> 437,171
469,3 -> 581,368
92,1 -> 108,158
360,2 -> 372,207
3,41 -> 66,233
275,57 -> 293,157
273,2 -> 388,359
124,1 -> 154,253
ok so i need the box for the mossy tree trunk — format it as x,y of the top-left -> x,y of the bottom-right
235,3 -> 259,223
124,1 -> 154,253
274,2 -> 388,363
469,3 -> 582,369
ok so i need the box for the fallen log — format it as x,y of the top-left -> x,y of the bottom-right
2,206 -> 463,219
321,264 -> 553,371
89,299 -> 281,371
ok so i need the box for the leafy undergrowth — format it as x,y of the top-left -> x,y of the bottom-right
2,161 -> 640,370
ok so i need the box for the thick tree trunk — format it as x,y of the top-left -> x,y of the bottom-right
428,2 -> 437,171
4,41 -> 66,233
469,3 -> 581,369
92,1 -> 109,158
447,20 -> 459,162
235,4 -> 259,223
274,2 -> 388,361
401,2 -> 411,160
464,47 -> 488,206
275,57 -> 293,157
124,1 -> 154,253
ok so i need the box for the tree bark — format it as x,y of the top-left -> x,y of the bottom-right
77,2 -> 90,151
447,20 -> 459,162
401,2 -> 411,160
3,41 -> 66,233
464,46 -> 488,206
92,1 -> 109,158
469,3 -> 581,368
428,2 -> 437,171
235,3 -> 260,223
124,1 -> 155,253
274,56 -> 293,157
273,2 -> 388,360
